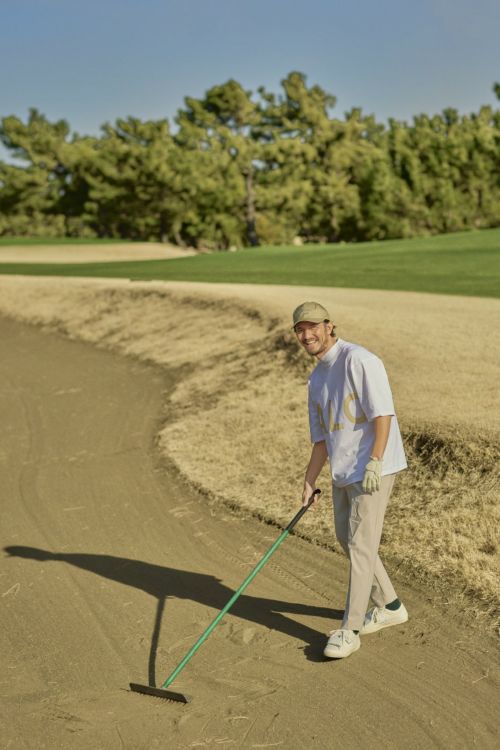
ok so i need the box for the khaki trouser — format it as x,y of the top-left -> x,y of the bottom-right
332,474 -> 397,631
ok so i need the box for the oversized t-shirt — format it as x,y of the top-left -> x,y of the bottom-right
308,338 -> 407,487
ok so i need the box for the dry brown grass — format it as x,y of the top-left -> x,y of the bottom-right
0,275 -> 498,627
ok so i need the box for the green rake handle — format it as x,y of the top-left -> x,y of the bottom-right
160,489 -> 321,690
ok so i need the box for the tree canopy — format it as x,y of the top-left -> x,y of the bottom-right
1,74 -> 499,247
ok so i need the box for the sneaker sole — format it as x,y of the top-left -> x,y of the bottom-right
361,612 -> 409,635
323,640 -> 361,659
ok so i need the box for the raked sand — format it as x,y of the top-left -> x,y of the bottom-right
0,316 -> 498,749
0,275 -> 498,619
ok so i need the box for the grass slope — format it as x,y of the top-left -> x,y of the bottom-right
0,228 -> 499,298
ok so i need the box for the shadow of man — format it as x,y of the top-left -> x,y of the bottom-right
5,546 -> 343,684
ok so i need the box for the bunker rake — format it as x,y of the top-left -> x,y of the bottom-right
129,489 -> 321,703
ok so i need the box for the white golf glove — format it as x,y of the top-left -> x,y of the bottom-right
362,457 -> 383,493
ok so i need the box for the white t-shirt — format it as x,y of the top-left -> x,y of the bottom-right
308,338 -> 407,487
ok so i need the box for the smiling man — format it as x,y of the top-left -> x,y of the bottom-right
293,301 -> 408,659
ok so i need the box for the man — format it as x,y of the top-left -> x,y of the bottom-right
293,301 -> 408,659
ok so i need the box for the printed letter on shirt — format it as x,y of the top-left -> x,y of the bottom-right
343,392 -> 367,425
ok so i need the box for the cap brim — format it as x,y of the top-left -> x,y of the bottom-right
292,317 -> 328,328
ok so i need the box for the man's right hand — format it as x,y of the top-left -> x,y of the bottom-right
302,480 -> 319,509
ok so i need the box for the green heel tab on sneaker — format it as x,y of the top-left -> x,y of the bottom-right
385,598 -> 401,611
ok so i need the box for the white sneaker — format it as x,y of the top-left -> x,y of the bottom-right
361,602 -> 409,635
323,629 -> 361,659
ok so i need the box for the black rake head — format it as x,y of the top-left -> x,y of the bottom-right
129,682 -> 192,704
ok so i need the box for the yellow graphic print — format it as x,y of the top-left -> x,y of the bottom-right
343,392 -> 367,424
316,403 -> 328,433
316,401 -> 345,433
328,401 -> 344,431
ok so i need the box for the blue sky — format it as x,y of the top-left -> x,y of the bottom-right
1,0 -> 499,156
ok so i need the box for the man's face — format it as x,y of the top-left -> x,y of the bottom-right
294,320 -> 334,358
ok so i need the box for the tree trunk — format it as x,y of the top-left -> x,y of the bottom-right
159,211 -> 169,243
174,230 -> 186,248
244,169 -> 260,246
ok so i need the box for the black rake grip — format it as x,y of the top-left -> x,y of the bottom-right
286,488 -> 321,531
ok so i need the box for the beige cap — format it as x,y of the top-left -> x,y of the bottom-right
292,301 -> 331,328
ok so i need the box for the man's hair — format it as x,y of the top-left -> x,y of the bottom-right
325,320 -> 337,338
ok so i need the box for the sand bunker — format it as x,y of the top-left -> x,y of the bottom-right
2,317 -> 497,749
0,242 -> 196,263
0,275 -> 498,623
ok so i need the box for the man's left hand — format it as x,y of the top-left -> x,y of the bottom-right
362,457 -> 383,493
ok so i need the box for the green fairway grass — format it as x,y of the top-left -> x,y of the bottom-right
0,228 -> 499,298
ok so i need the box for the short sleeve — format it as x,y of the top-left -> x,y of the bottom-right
348,355 -> 395,421
308,381 -> 327,443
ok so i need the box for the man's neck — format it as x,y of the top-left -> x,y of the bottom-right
316,336 -> 338,360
